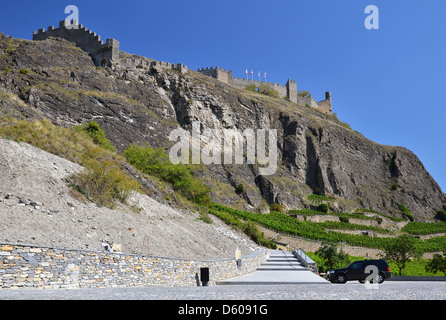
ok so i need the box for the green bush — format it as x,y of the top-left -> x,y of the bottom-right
19,68 -> 29,75
269,203 -> 283,213
298,90 -> 311,98
436,210 -> 446,222
425,252 -> 446,276
243,221 -> 277,249
244,84 -> 257,92
123,144 -> 210,204
258,84 -> 279,98
398,203 -> 414,221
316,203 -> 329,213
339,216 -> 349,223
71,157 -> 134,208
235,184 -> 244,195
76,121 -> 116,152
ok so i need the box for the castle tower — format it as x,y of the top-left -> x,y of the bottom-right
316,91 -> 333,115
286,79 -> 297,103
325,92 -> 332,112
197,67 -> 231,84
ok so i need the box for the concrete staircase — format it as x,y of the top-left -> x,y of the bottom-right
217,250 -> 330,285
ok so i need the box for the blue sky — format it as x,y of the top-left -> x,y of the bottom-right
1,0 -> 445,192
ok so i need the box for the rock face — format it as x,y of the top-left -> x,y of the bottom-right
0,33 -> 444,219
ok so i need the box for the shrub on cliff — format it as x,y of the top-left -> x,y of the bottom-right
76,121 -> 116,152
258,83 -> 279,98
398,203 -> 414,222
72,155 -> 134,207
123,144 -> 210,204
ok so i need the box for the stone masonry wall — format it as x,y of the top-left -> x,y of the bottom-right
33,20 -> 119,67
0,243 -> 269,289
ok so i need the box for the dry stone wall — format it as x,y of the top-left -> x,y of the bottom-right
0,243 -> 268,289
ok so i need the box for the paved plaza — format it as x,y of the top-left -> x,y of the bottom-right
0,281 -> 444,300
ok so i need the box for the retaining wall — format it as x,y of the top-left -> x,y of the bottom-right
0,243 -> 268,290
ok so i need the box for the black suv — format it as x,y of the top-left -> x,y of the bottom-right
327,259 -> 392,284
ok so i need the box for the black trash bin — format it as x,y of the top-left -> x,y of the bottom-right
200,267 -> 209,286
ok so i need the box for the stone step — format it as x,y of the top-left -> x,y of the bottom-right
265,258 -> 300,262
257,265 -> 307,271
216,250 -> 331,285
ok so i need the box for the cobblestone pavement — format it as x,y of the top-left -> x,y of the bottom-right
0,282 -> 445,300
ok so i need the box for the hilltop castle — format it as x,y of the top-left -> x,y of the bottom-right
33,20 -> 332,114
196,67 -> 332,114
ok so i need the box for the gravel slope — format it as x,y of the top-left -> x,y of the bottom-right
0,139 -> 260,259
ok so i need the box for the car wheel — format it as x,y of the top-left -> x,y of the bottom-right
376,273 -> 385,284
335,273 -> 347,284
370,273 -> 385,284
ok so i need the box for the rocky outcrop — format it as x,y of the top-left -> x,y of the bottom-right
0,33 -> 444,219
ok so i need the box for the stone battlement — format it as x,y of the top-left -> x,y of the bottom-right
33,20 -> 120,67
32,20 -> 187,74
197,66 -> 332,114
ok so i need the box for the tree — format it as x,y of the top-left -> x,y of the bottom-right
380,234 -> 422,276
315,243 -> 349,272
425,251 -> 446,276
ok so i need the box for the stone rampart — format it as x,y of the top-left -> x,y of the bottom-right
197,67 -> 332,112
32,21 -> 188,74
0,243 -> 268,289
121,55 -> 187,74
33,20 -> 120,67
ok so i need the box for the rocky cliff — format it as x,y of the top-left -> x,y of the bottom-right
1,33 -> 444,219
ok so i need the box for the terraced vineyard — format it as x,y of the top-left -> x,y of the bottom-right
210,203 -> 446,254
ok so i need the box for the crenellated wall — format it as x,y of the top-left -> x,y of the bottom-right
33,20 -> 120,67
197,67 -> 332,113
121,55 -> 188,73
33,20 -> 188,74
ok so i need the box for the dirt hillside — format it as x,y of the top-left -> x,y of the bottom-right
0,139 -> 261,259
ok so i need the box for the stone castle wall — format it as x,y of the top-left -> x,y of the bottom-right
197,67 -> 331,113
32,21 -> 331,113
33,20 -> 120,67
197,67 -> 297,103
0,243 -> 268,289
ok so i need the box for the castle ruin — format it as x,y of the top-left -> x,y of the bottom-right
33,20 -> 187,73
33,20 -> 120,68
32,21 -> 332,114
196,67 -> 332,114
